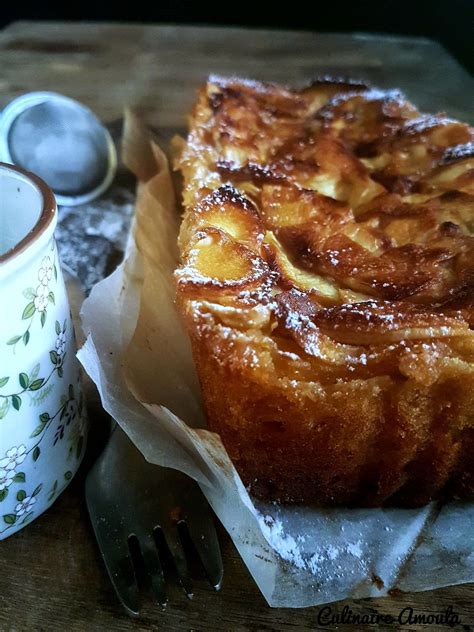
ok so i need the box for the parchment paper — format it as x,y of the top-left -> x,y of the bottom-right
78,111 -> 474,608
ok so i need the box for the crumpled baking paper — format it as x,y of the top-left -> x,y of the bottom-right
77,111 -> 474,608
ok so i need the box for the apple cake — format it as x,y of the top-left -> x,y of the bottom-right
174,76 -> 474,506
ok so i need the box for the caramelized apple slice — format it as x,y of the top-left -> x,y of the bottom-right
278,226 -> 457,301
264,231 -> 341,302
368,117 -> 474,181
299,77 -> 370,113
177,227 -> 269,293
426,191 -> 474,234
317,88 -> 419,147
179,185 -> 264,252
205,77 -> 308,165
313,300 -> 470,344
261,184 -> 350,229
425,155 -> 474,195
217,133 -> 385,206
271,132 -> 385,205
273,290 -> 470,347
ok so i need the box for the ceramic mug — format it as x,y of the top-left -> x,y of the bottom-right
0,162 -> 87,540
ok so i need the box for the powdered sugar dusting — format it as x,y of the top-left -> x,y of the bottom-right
260,515 -> 306,569
256,509 -> 365,579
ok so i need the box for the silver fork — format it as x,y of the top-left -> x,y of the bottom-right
85,425 -> 223,615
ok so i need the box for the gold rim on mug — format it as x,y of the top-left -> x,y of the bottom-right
0,161 -> 56,266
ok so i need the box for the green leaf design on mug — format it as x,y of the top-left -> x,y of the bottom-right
21,511 -> 34,525
19,373 -> 29,389
47,480 -> 59,502
29,379 -> 45,391
0,400 -> 9,419
13,473 -> 25,484
22,288 -> 36,299
6,251 -> 58,348
22,302 -> 36,320
30,412 -> 50,438
3,514 -> 16,525
30,424 -> 44,438
29,384 -> 53,407
29,364 -> 40,382
1,336 -> 67,415
27,387 -> 76,460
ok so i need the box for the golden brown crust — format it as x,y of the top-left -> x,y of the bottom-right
175,76 -> 474,506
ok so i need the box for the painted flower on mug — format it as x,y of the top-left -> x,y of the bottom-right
15,495 -> 36,517
0,469 -> 15,492
38,256 -> 54,286
6,245 -> 57,349
0,445 -> 27,471
55,331 -> 66,358
34,284 -> 49,312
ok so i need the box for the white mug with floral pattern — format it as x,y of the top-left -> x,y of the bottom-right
0,162 -> 87,539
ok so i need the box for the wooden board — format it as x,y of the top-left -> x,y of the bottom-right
0,22 -> 473,631
1,22 -> 473,127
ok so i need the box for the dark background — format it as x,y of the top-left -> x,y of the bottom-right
1,0 -> 473,74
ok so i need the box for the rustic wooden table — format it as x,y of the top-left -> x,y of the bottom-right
0,22 -> 473,631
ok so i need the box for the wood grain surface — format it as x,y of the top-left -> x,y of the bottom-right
0,22 -> 473,631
